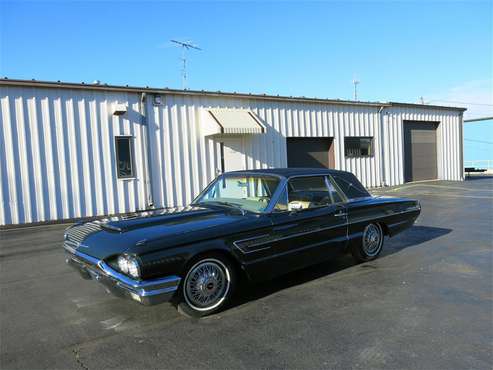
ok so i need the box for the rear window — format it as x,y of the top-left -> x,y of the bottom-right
331,172 -> 370,199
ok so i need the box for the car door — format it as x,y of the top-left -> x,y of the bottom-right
243,175 -> 348,280
270,175 -> 347,268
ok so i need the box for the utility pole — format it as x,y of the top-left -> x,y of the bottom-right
170,40 -> 202,89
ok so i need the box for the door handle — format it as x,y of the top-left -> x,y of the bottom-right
334,209 -> 347,217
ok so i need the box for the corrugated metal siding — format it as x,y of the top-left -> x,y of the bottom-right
147,94 -> 463,209
383,106 -> 463,187
0,86 -> 148,225
147,96 -> 360,208
0,85 -> 464,225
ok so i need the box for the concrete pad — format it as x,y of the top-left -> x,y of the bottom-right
1,179 -> 492,369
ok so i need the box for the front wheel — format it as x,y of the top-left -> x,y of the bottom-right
177,255 -> 236,318
350,223 -> 384,263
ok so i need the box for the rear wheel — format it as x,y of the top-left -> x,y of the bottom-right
177,255 -> 236,318
351,223 -> 384,263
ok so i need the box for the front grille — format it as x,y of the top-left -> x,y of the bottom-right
65,222 -> 102,245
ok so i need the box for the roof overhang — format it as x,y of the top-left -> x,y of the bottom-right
201,109 -> 266,136
0,78 -> 467,112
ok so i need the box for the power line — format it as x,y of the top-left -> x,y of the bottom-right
464,116 -> 493,123
427,99 -> 493,107
464,138 -> 493,145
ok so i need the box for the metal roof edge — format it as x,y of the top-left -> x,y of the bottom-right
388,101 -> 467,112
0,78 -> 385,107
0,78 -> 465,112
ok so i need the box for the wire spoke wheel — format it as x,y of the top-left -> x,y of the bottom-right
184,258 -> 231,312
362,223 -> 383,257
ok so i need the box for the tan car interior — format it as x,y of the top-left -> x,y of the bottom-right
287,200 -> 312,211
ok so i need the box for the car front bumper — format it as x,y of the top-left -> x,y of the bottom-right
65,248 -> 181,306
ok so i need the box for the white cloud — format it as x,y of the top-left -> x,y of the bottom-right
424,80 -> 493,120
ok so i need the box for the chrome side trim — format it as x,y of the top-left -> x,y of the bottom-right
233,207 -> 418,254
349,207 -> 420,225
243,235 -> 349,265
266,223 -> 345,245
233,223 -> 346,254
233,234 -> 271,254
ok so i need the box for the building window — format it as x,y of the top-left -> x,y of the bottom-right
115,136 -> 135,178
344,137 -> 373,157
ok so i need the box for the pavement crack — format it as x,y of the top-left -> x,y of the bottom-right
72,347 -> 89,370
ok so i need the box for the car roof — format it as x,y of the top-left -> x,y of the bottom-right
226,168 -> 348,178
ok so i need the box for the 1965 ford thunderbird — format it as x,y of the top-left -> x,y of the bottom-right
64,168 -> 420,317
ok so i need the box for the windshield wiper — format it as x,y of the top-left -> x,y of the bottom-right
198,201 -> 246,215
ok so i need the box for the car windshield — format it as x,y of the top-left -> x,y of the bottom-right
195,174 -> 280,213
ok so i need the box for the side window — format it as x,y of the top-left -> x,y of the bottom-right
287,176 -> 331,210
332,173 -> 370,199
326,177 -> 344,203
115,136 -> 135,178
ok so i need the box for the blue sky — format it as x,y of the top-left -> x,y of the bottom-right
1,0 -> 492,161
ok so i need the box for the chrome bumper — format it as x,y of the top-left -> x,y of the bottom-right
65,249 -> 181,306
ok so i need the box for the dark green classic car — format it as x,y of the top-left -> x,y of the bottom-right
64,168 -> 420,317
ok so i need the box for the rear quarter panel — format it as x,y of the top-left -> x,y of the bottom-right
346,196 -> 421,250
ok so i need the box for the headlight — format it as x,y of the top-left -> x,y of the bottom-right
117,255 -> 140,278
127,258 -> 140,278
117,255 -> 130,274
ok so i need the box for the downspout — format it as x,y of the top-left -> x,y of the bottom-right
459,111 -> 464,181
378,105 -> 387,187
140,92 -> 154,208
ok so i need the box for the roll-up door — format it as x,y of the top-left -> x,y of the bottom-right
404,121 -> 438,182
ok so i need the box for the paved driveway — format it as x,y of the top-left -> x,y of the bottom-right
1,179 -> 492,369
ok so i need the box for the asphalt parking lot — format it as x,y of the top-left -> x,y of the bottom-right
1,178 -> 492,370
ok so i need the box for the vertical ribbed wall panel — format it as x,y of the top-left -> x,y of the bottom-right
146,94 -> 463,210
383,106 -> 463,187
148,95 -> 391,209
0,86 -> 147,225
0,85 -> 464,225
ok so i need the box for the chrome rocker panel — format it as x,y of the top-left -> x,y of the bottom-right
65,248 -> 181,305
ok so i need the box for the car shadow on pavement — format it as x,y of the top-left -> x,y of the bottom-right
227,225 -> 452,310
381,225 -> 452,254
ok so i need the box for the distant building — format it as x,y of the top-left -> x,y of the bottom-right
0,79 -> 465,226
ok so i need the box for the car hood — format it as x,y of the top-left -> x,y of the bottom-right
67,205 -> 263,260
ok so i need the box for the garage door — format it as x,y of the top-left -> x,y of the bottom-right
404,121 -> 438,182
286,138 -> 334,168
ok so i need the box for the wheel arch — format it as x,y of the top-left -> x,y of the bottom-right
181,247 -> 246,280
377,221 -> 390,236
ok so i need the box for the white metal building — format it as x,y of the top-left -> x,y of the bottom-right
0,79 -> 465,226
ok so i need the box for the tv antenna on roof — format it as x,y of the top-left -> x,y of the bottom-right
352,76 -> 360,101
170,39 -> 202,89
